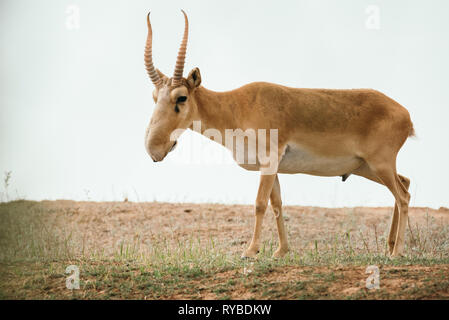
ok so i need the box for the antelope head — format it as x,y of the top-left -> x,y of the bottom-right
144,10 -> 202,162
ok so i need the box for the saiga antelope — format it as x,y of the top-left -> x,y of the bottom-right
144,11 -> 414,258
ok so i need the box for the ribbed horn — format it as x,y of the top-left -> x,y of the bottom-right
172,10 -> 189,86
144,12 -> 163,88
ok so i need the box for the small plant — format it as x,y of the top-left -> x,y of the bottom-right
2,171 -> 12,202
83,189 -> 91,201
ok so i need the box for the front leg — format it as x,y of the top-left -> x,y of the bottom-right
270,174 -> 289,258
242,173 -> 277,258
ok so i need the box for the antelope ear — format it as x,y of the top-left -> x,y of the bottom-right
156,69 -> 168,81
187,67 -> 201,88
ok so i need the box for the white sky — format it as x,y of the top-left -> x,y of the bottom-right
1,0 -> 448,208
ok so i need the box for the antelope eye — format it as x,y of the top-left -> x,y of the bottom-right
176,96 -> 187,103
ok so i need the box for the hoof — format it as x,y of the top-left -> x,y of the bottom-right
389,250 -> 405,258
388,242 -> 395,255
272,248 -> 288,259
390,242 -> 405,257
241,249 -> 259,259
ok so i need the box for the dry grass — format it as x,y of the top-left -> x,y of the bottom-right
0,200 -> 448,299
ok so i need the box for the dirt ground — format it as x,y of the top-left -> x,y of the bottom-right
0,201 -> 448,299
27,200 -> 449,256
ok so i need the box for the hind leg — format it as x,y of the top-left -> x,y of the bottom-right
391,175 -> 410,253
365,157 -> 410,256
385,174 -> 410,255
390,174 -> 411,256
353,162 -> 411,256
353,164 -> 399,254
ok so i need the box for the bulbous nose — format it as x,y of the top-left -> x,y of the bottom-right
148,151 -> 163,162
144,126 -> 177,163
147,147 -> 163,162
145,127 -> 161,162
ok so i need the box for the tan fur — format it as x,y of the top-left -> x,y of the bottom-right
144,15 -> 414,258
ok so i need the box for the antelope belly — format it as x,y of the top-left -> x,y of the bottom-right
278,143 -> 362,176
